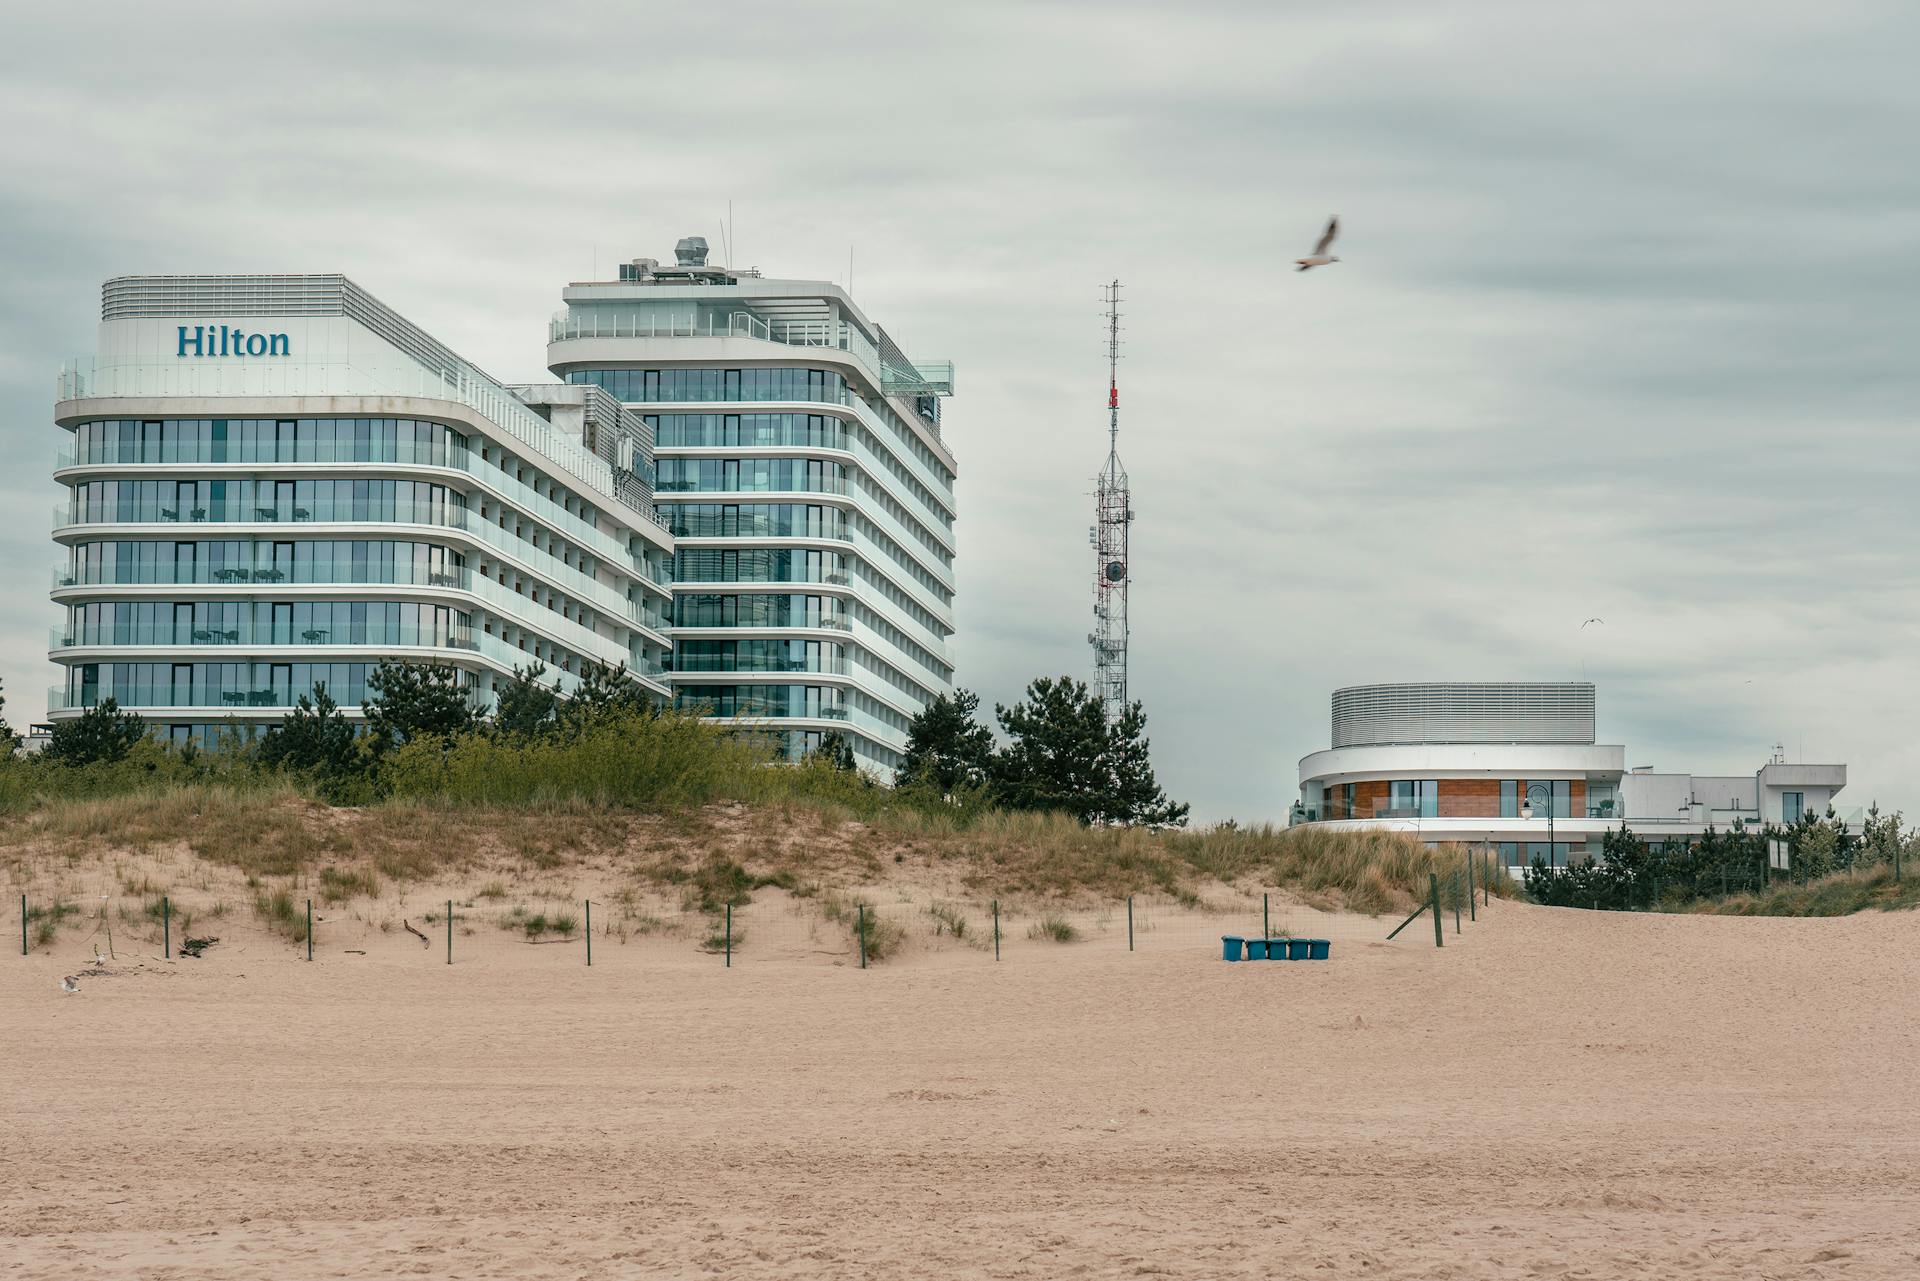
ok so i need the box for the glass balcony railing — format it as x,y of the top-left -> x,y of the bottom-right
58,355 -> 614,499
54,505 -> 668,636
551,310 -> 888,387
1296,797 -> 1624,822
54,624 -> 472,651
52,562 -> 656,665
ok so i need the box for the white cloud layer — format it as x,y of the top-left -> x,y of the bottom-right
2,0 -> 1914,820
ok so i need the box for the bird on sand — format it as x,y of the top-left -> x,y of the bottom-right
1295,217 -> 1341,271
1581,618 -> 1604,628
60,976 -> 79,995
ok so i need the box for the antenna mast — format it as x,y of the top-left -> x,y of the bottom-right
1089,280 -> 1133,720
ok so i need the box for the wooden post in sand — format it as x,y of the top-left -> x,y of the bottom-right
1127,896 -> 1135,952
163,896 -> 171,959
306,900 -> 313,962
1430,874 -> 1444,948
21,894 -> 27,956
1262,893 -> 1270,941
446,900 -> 452,965
725,903 -> 732,968
993,900 -> 1000,961
858,904 -> 868,970
585,901 -> 592,967
1467,857 -> 1476,922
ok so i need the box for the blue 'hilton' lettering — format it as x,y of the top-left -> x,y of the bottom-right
176,325 -> 290,358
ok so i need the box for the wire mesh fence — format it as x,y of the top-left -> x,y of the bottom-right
11,850 -> 1508,970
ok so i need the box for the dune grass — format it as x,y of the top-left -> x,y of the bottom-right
1686,865 -> 1920,917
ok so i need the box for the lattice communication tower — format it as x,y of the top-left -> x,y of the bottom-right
1089,280 -> 1133,720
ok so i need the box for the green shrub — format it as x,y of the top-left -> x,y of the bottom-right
1029,912 -> 1077,943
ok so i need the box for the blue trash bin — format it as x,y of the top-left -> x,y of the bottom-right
1221,936 -> 1244,962
1285,938 -> 1312,960
1309,938 -> 1331,960
1245,938 -> 1269,960
1265,937 -> 1290,959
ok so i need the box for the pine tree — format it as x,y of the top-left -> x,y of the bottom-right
805,731 -> 858,772
560,660 -> 652,732
43,698 -> 147,766
258,683 -> 358,775
362,662 -> 477,748
992,676 -> 1187,827
494,662 -> 561,739
900,689 -> 994,794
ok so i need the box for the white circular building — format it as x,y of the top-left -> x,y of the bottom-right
1295,682 -> 1847,867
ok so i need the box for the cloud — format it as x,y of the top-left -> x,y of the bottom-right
1,0 -> 1915,819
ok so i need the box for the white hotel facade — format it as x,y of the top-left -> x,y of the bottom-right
545,238 -> 958,772
1293,682 -> 1849,866
48,251 -> 954,769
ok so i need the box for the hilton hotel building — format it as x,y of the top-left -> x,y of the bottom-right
49,246 -> 955,774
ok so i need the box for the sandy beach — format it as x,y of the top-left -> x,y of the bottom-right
4,888 -> 1918,1280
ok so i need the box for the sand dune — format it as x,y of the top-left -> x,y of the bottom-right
4,894 -> 1918,1279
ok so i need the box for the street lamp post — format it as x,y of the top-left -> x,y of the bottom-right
1522,784 -> 1556,869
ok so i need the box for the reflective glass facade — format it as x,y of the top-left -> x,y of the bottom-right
67,478 -> 463,526
65,599 -> 472,650
69,417 -> 466,466
567,367 -> 847,405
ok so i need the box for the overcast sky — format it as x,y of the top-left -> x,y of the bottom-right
3,1 -> 1916,822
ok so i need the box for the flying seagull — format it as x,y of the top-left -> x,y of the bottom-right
60,976 -> 79,995
1296,217 -> 1341,272
1581,618 -> 1604,628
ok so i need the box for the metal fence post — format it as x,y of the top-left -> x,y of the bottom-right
1262,892 -> 1270,941
725,902 -> 732,968
21,894 -> 27,955
992,899 -> 1000,961
1127,895 -> 1135,952
858,903 -> 868,969
1467,856 -> 1476,922
446,899 -> 452,965
585,900 -> 592,967
1484,852 -> 1492,906
162,896 -> 171,959
1430,873 -> 1444,948
1453,874 -> 1461,933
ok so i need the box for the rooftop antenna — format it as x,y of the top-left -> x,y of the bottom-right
1088,280 -> 1133,721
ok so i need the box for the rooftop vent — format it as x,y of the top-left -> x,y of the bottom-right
674,236 -> 709,267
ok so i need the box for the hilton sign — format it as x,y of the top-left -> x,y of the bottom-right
176,325 -> 291,358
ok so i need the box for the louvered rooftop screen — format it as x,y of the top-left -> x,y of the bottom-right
1331,683 -> 1597,747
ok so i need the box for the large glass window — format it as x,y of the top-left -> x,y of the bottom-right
1522,780 -> 1572,817
657,457 -> 847,495
63,600 -> 471,650
63,540 -> 464,586
1500,779 -> 1519,818
672,639 -> 842,674
673,547 -> 841,585
1385,780 -> 1439,818
64,660 -> 471,710
673,683 -> 845,719
672,593 -> 842,629
66,478 -> 463,526
69,417 -> 467,467
658,503 -> 846,541
567,367 -> 848,406
1783,791 -> 1805,824
648,412 -> 842,449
